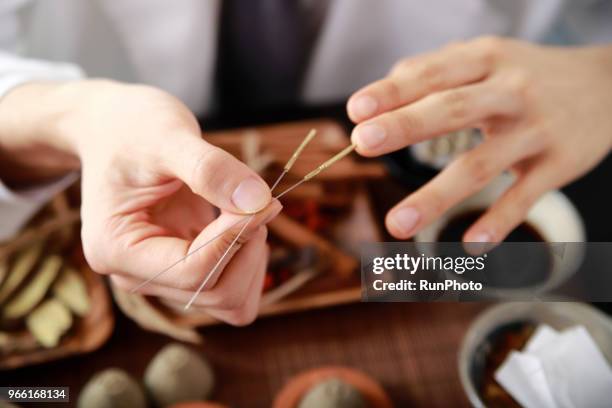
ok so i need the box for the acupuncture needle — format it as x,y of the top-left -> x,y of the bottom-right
132,129 -> 317,294
184,142 -> 356,309
183,130 -> 318,309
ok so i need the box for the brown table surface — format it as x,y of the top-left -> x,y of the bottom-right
2,301 -> 487,407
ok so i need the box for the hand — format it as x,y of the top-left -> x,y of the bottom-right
0,80 -> 281,325
347,37 -> 612,243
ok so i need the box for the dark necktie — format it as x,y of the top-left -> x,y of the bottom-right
215,0 -> 328,113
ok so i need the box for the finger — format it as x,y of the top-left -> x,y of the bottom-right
347,42 -> 494,122
204,244 -> 269,326
385,132 -> 534,239
116,227 -> 268,310
463,161 -> 555,244
150,186 -> 217,240
165,135 -> 271,213
116,199 -> 281,290
351,81 -> 520,157
194,225 -> 267,303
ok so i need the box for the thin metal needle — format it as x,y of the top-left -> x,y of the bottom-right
132,131 -> 317,293
183,146 -> 356,309
132,170 -> 286,294
183,172 -> 309,308
185,215 -> 253,309
182,165 -> 292,308
274,178 -> 307,200
130,216 -> 249,293
268,169 -> 287,191
182,130 -> 318,309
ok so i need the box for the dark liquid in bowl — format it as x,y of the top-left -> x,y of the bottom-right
471,321 -> 536,408
438,210 -> 551,288
439,210 -> 545,242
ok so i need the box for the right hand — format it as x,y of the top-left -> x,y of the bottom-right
0,80 -> 281,325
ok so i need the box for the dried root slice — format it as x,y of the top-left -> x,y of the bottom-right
2,255 -> 63,320
52,266 -> 90,317
25,298 -> 72,348
0,241 -> 45,304
111,285 -> 201,344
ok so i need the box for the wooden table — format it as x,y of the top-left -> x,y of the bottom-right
2,105 -> 611,407
2,301 -> 487,407
1,175 -> 488,407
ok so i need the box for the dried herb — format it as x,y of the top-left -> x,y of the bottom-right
0,241 -> 45,304
52,266 -> 91,317
25,298 -> 72,348
2,255 -> 62,320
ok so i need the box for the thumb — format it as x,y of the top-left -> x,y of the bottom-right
166,135 -> 271,213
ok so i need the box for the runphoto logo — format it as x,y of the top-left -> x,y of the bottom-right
372,253 -> 487,275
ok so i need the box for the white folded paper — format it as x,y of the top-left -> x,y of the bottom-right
495,324 -> 612,408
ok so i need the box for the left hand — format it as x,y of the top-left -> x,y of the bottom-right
347,36 -> 612,243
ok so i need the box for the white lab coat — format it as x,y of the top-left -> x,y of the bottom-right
1,0 -> 611,239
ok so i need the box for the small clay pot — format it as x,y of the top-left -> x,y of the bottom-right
273,366 -> 393,408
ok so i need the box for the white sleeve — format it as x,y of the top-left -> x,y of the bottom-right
0,0 -> 85,100
0,2 -> 85,240
0,173 -> 79,241
0,51 -> 85,100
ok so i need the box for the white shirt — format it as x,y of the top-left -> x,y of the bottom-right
1,0 -> 611,239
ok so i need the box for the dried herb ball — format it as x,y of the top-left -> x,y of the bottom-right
144,343 -> 215,407
77,368 -> 146,408
298,378 -> 368,408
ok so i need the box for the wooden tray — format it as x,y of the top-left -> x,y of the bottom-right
114,119 -> 385,330
161,208 -> 368,327
0,210 -> 114,370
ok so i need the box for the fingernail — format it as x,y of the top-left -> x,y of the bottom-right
470,232 -> 492,243
355,123 -> 386,149
351,95 -> 378,118
463,233 -> 494,255
232,177 -> 271,213
390,207 -> 420,236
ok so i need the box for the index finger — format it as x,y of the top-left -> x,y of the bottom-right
350,81 -> 520,157
347,41 -> 495,122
